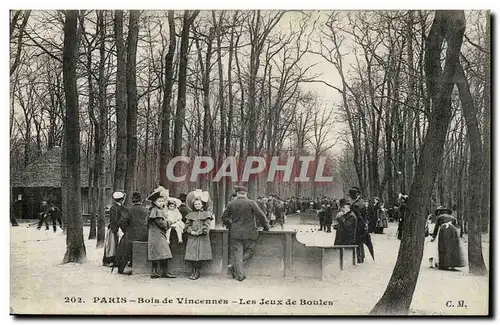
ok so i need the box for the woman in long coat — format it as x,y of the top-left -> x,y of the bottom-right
147,189 -> 176,279
184,196 -> 213,280
431,207 -> 466,270
374,202 -> 389,234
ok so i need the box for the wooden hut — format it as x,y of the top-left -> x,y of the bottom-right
11,146 -> 92,219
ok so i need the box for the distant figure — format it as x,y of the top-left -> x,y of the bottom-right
324,204 -> 333,233
374,201 -> 388,234
396,194 -> 408,240
318,205 -> 327,231
222,186 -> 269,281
47,202 -> 63,232
37,201 -> 50,230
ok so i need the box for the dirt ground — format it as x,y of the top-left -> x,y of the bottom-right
10,218 -> 489,315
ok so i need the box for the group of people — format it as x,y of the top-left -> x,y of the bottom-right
36,200 -> 63,232
331,187 -> 373,263
102,187 -> 214,280
285,196 -> 338,215
256,195 -> 286,229
100,184 -> 272,282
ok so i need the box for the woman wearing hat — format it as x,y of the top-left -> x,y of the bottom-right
430,206 -> 466,270
184,191 -> 213,280
147,187 -> 176,279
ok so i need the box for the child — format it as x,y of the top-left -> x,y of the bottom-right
147,188 -> 176,279
165,198 -> 185,244
184,197 -> 213,280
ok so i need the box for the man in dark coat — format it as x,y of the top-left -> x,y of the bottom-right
222,186 -> 269,281
103,191 -> 127,267
397,194 -> 408,240
273,197 -> 285,229
115,192 -> 148,275
324,204 -> 333,232
349,187 -> 368,263
37,201 -> 51,230
317,205 -> 326,231
334,199 -> 357,245
370,197 -> 381,234
177,193 -> 191,223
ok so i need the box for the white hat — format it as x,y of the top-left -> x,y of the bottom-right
112,191 -> 125,200
167,197 -> 182,208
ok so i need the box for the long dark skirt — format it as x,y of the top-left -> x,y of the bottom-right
437,224 -> 466,268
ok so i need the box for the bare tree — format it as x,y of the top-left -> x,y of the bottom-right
62,9 -> 86,264
159,11 -> 176,188
455,62 -> 487,275
172,10 -> 199,196
371,10 -> 466,314
124,10 -> 141,198
113,10 -> 127,191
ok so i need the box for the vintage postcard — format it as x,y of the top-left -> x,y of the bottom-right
9,9 -> 490,316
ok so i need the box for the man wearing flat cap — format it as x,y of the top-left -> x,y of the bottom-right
221,185 -> 269,281
115,192 -> 148,275
103,191 -> 127,267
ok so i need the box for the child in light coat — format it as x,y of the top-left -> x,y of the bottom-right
165,198 -> 185,244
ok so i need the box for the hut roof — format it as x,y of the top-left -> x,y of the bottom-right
11,146 -> 90,188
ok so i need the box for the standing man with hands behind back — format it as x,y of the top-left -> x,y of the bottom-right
222,186 -> 270,281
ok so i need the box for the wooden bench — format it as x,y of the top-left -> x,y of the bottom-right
305,244 -> 358,280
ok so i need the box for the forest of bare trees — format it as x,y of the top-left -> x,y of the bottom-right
10,10 -> 490,313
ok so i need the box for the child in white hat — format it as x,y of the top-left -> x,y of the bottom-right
165,197 -> 185,244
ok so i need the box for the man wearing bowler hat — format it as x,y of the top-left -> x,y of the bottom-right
348,186 -> 368,263
177,193 -> 190,223
221,185 -> 270,281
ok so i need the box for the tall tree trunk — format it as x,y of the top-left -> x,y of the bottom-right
159,11 -> 176,188
214,11 -> 226,222
96,11 -> 107,248
84,19 -> 97,239
406,11 -> 415,190
371,10 -> 465,315
225,12 -> 237,204
113,10 -> 127,191
480,16 -> 491,233
196,25 -> 214,190
455,63 -> 487,275
172,10 -> 199,197
124,10 -> 140,200
62,9 -> 86,264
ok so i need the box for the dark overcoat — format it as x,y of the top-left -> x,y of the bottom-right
334,211 -> 357,245
184,211 -> 213,261
221,197 -> 269,240
116,203 -> 148,264
432,214 -> 466,268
